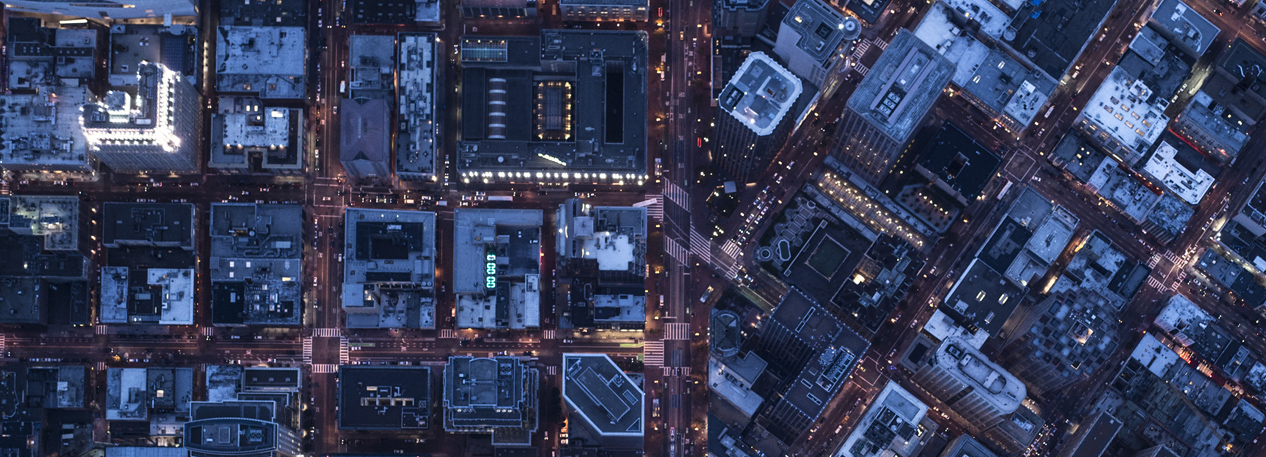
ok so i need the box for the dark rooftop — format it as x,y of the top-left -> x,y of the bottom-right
1004,0 -> 1117,79
917,122 -> 1001,199
102,203 -> 195,249
338,366 -> 431,430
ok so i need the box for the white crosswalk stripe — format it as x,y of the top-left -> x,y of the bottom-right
666,238 -> 690,266
852,40 -> 870,58
855,65 -> 870,76
542,329 -> 555,340
690,229 -> 713,263
96,361 -> 106,372
665,323 -> 691,340
644,340 -> 664,366
1147,276 -> 1168,293
1147,254 -> 1161,269
643,195 -> 664,221
314,328 -> 341,338
662,366 -> 692,377
0,334 -> 5,353
1165,251 -> 1180,263
720,240 -> 742,259
312,364 -> 338,374
875,38 -> 888,50
726,260 -> 742,279
302,337 -> 313,362
546,366 -> 558,376
339,337 -> 350,364
95,325 -> 107,335
663,182 -> 689,209
439,329 -> 456,339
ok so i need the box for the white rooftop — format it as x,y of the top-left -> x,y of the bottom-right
150,268 -> 194,325
942,0 -> 1008,39
720,52 -> 803,136
1154,293 -> 1211,334
1142,140 -> 1214,205
835,382 -> 929,457
921,309 -> 988,349
1129,332 -> 1181,378
215,26 -> 306,77
1150,0 -> 1220,56
914,2 -> 991,84
100,267 -> 129,324
1081,67 -> 1169,161
397,34 -> 438,177
0,86 -> 91,171
223,108 -> 291,148
709,356 -> 765,418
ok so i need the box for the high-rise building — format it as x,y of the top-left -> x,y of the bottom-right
339,97 -> 392,180
911,337 -> 1025,429
713,52 -> 805,184
185,401 -> 300,457
82,63 -> 202,173
1053,411 -> 1122,457
1002,287 -> 1119,396
443,356 -> 539,446
835,29 -> 953,185
772,0 -> 858,89
714,0 -> 769,37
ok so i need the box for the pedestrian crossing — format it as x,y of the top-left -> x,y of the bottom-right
312,364 -> 338,374
690,229 -> 713,264
95,325 -> 108,335
644,340 -> 664,366
665,323 -> 691,340
542,329 -> 555,340
1147,254 -> 1161,269
875,38 -> 888,50
662,366 -> 691,377
314,328 -> 341,338
720,240 -> 742,259
855,65 -> 870,77
1147,276 -> 1168,293
851,40 -> 870,58
666,238 -> 690,266
546,365 -> 558,376
643,195 -> 664,221
339,337 -> 350,365
439,329 -> 456,339
201,327 -> 215,337
1165,250 -> 1180,264
725,259 -> 742,280
96,361 -> 106,372
664,181 -> 689,210
302,337 -> 313,362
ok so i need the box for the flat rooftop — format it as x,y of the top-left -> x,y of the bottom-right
719,52 -> 803,136
349,35 -> 396,99
215,26 -> 306,99
562,354 -> 643,437
933,337 -> 1025,411
454,209 -> 542,329
942,0 -> 1008,39
943,259 -> 1022,336
0,86 -> 92,171
1079,66 -> 1170,163
1141,139 -> 1214,205
209,204 -> 302,325
338,366 -> 431,430
103,203 -> 195,249
778,0 -> 853,64
836,382 -> 927,457
339,97 -> 391,178
917,122 -> 999,199
352,0 -> 441,24
396,34 -> 438,179
342,209 -> 436,329
1149,0 -> 1219,57
211,98 -> 303,171
458,30 -> 648,183
1063,412 -> 1122,457
6,195 -> 79,251
846,29 -> 954,145
1004,0 -> 1116,79
1218,39 -> 1266,101
1085,156 -> 1161,221
443,356 -> 538,444
219,0 -> 306,26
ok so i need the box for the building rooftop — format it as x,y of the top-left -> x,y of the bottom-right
352,0 -> 442,24
1079,67 -> 1170,164
338,366 -> 431,430
562,354 -> 643,437
1148,0 -> 1219,57
214,27 -> 306,99
341,209 -> 436,329
778,0 -> 855,66
5,195 -> 79,251
932,337 -> 1025,412
1058,411 -> 1122,457
1218,39 -> 1266,101
340,97 -> 392,178
936,435 -> 998,457
102,203 -> 195,249
942,259 -> 1022,336
458,30 -> 647,184
219,0 -> 306,26
847,29 -> 954,145
108,24 -> 198,86
0,85 -> 92,171
1173,77 -> 1256,162
1118,27 -> 1190,103
396,34 -> 438,180
556,200 -> 647,275
186,400 -> 290,457
708,353 -> 767,419
106,368 -> 193,421
349,35 -> 396,100
916,122 -> 1000,199
941,0 -> 1008,39
1141,139 -> 1214,205
719,52 -> 803,136
209,204 -> 302,326
1050,231 -> 1148,307
835,382 -> 928,457
210,98 -> 303,171
1085,156 -> 1160,221
454,209 -> 542,329
443,356 -> 539,445
26,366 -> 86,409
1003,0 -> 1116,79
1144,193 -> 1194,242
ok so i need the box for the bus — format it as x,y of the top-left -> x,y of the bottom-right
997,179 -> 1013,200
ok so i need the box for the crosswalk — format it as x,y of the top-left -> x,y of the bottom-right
1147,254 -> 1161,269
851,40 -> 871,59
874,38 -> 888,50
96,361 -> 106,372
439,329 -> 456,339
542,329 -> 556,340
720,240 -> 742,259
690,229 -> 713,264
664,181 -> 689,209
302,337 -> 313,362
665,323 -> 691,340
724,259 -> 742,280
313,328 -> 341,338
662,366 -> 691,377
1147,276 -> 1168,293
546,365 -> 558,376
95,325 -> 108,335
201,327 -> 215,337
644,340 -> 664,366
643,195 -> 664,221
312,364 -> 338,374
855,65 -> 870,77
666,238 -> 690,266
339,337 -> 350,364
1165,250 -> 1180,264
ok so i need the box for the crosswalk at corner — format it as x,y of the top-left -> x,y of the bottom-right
546,365 -> 558,376
644,340 -> 664,366
663,181 -> 689,209
314,328 -> 341,338
439,329 -> 456,339
1147,254 -> 1161,268
665,323 -> 691,340
95,325 -> 108,335
201,327 -> 214,337
339,337 -> 350,364
542,329 -> 555,340
302,337 -> 313,362
1147,276 -> 1168,293
690,229 -> 713,264
666,238 -> 689,266
643,195 -> 664,221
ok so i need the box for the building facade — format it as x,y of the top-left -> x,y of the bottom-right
82,63 -> 202,174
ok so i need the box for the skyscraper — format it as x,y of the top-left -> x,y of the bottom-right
713,52 -> 805,184
81,63 -> 202,174
911,337 -> 1025,429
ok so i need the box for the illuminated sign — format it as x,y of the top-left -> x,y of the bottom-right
485,252 -> 497,289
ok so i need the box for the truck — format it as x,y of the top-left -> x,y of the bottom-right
487,196 -> 513,202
